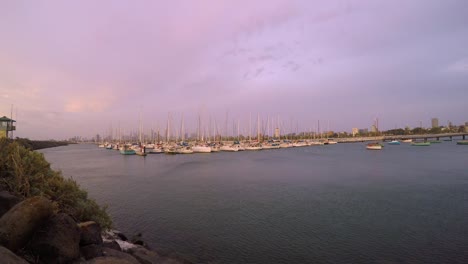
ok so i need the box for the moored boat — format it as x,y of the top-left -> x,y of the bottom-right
135,151 -> 147,156
220,145 -> 239,152
366,143 -> 382,150
150,146 -> 164,154
192,145 -> 212,153
402,139 -> 412,143
120,145 -> 136,155
457,140 -> 468,145
388,140 -> 400,145
411,142 -> 431,146
245,143 -> 263,151
177,146 -> 193,154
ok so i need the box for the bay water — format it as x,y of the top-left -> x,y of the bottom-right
40,142 -> 468,263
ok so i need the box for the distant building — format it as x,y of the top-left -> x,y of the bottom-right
371,125 -> 378,133
0,116 -> 16,139
448,121 -> 453,128
431,118 -> 439,128
274,128 -> 280,138
352,128 -> 359,136
358,128 -> 368,134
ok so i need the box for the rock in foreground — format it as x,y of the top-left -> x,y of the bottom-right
0,246 -> 28,264
30,213 -> 81,264
0,196 -> 54,251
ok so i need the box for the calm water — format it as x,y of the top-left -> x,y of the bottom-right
40,142 -> 468,263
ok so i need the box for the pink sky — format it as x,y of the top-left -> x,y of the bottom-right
1,0 -> 467,139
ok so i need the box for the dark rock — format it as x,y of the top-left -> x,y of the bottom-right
0,191 -> 21,218
30,213 -> 81,264
80,244 -> 104,260
133,240 -> 146,246
0,246 -> 28,264
79,221 -> 103,246
129,246 -> 161,264
131,233 -> 148,248
102,240 -> 121,251
116,232 -> 128,241
130,247 -> 191,264
102,248 -> 140,264
85,256 -> 136,264
0,196 -> 54,251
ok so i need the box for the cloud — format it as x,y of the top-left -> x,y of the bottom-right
444,58 -> 468,74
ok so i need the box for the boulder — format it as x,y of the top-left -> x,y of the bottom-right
116,231 -> 128,241
79,221 -> 103,246
129,246 -> 161,264
102,248 -> 140,264
29,213 -> 81,264
0,191 -> 21,218
130,247 -> 191,264
85,256 -> 136,264
80,244 -> 104,260
131,233 -> 148,248
0,246 -> 29,264
102,240 -> 121,251
0,196 -> 54,251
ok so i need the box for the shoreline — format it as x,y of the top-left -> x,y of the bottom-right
0,138 -> 190,263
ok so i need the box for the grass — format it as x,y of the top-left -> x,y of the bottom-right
0,138 -> 112,229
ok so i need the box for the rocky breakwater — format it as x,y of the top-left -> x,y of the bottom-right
0,193 -> 190,264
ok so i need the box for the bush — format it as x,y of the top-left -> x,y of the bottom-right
0,138 -> 112,229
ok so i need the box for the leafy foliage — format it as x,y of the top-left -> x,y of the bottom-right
0,138 -> 112,229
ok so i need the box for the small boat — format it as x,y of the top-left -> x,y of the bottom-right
411,142 -> 431,146
177,147 -> 193,154
309,141 -> 325,146
150,147 -> 164,154
220,145 -> 239,152
233,143 -> 245,151
366,143 -> 382,150
279,141 -> 293,148
136,151 -> 147,156
98,144 -> 105,148
164,147 -> 177,155
388,140 -> 400,145
327,139 -> 338,145
192,145 -> 212,153
293,141 -> 308,147
120,145 -> 136,155
402,139 -> 412,143
245,144 -> 263,151
262,143 -> 281,149
457,140 -> 468,145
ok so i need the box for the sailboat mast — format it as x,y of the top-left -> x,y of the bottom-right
166,113 -> 170,143
181,113 -> 185,142
237,119 -> 240,141
257,114 -> 260,141
249,113 -> 252,142
197,115 -> 201,142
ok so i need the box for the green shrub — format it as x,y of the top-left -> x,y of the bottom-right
0,138 -> 112,229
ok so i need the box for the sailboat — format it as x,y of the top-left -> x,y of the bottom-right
192,114 -> 212,153
120,145 -> 136,155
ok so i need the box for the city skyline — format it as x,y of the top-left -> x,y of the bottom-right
1,1 -> 467,139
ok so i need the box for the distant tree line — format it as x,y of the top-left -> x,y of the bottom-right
9,138 -> 71,150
